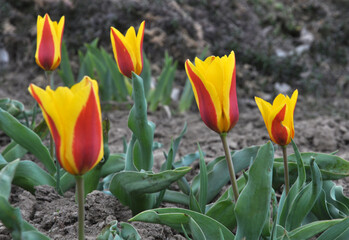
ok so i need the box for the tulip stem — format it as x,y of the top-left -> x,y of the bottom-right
220,133 -> 239,202
75,175 -> 85,240
282,146 -> 289,195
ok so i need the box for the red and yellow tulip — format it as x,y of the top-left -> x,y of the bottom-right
255,90 -> 298,146
35,13 -> 65,71
110,21 -> 145,78
28,76 -> 104,175
185,51 -> 239,133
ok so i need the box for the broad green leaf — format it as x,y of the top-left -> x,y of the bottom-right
192,145 -> 260,202
128,73 -> 155,171
163,190 -> 189,205
274,152 -> 349,188
130,208 -> 235,239
188,217 -> 206,240
287,219 -> 342,240
0,159 -> 19,199
318,217 -> 349,240
173,152 -> 200,168
0,160 -> 56,194
235,142 -> 274,240
2,142 -> 27,162
312,190 -> 332,220
0,108 -> 55,174
100,153 -> 125,177
109,167 -> 191,214
285,159 -> 322,231
206,187 -> 236,231
0,196 -> 23,240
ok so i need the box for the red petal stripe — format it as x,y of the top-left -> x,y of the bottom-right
271,105 -> 288,146
228,63 -> 239,132
72,88 -> 102,175
111,30 -> 134,78
186,61 -> 219,133
38,16 -> 55,70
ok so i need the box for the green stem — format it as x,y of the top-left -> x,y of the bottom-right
282,145 -> 289,195
220,133 -> 239,202
75,175 -> 85,240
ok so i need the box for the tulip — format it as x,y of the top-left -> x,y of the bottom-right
110,21 -> 145,78
255,90 -> 298,146
35,13 -> 65,71
28,76 -> 104,176
185,51 -> 240,201
185,51 -> 239,134
255,89 -> 298,195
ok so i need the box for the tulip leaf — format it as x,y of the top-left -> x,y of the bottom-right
163,190 -> 189,205
141,52 -> 151,99
128,73 -> 155,171
198,144 -> 208,213
100,153 -> 125,177
109,167 -> 191,214
0,108 -> 56,174
285,158 -> 322,231
286,219 -> 343,240
2,160 -> 56,194
206,187 -> 236,231
274,152 -> 349,188
97,220 -> 141,240
2,142 -> 27,162
0,159 -> 19,199
235,141 -> 274,240
317,217 -> 349,240
130,208 -> 235,239
192,145 -> 260,202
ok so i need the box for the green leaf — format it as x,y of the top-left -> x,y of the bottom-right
109,167 -> 191,214
235,142 -> 274,240
100,153 -> 125,177
163,190 -> 189,205
130,208 -> 235,239
97,220 -> 141,240
192,145 -> 260,202
0,108 -> 56,174
287,219 -> 343,240
285,158 -> 322,231
0,159 -> 19,199
2,142 -> 27,162
317,217 -> 349,240
274,152 -> 349,188
198,144 -> 207,213
0,160 -> 56,194
57,41 -> 75,87
128,73 -> 155,171
206,187 -> 236,231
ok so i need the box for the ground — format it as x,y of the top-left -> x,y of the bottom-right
0,0 -> 349,239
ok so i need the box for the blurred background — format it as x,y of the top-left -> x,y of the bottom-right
0,0 -> 348,104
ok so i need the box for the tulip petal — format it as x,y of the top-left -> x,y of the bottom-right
73,85 -> 103,175
225,52 -> 239,131
28,77 -> 103,175
185,60 -> 219,133
255,97 -> 272,130
37,14 -> 55,70
110,27 -> 135,78
271,104 -> 290,145
136,21 -> 145,75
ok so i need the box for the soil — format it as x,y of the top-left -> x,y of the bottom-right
0,0 -> 349,239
